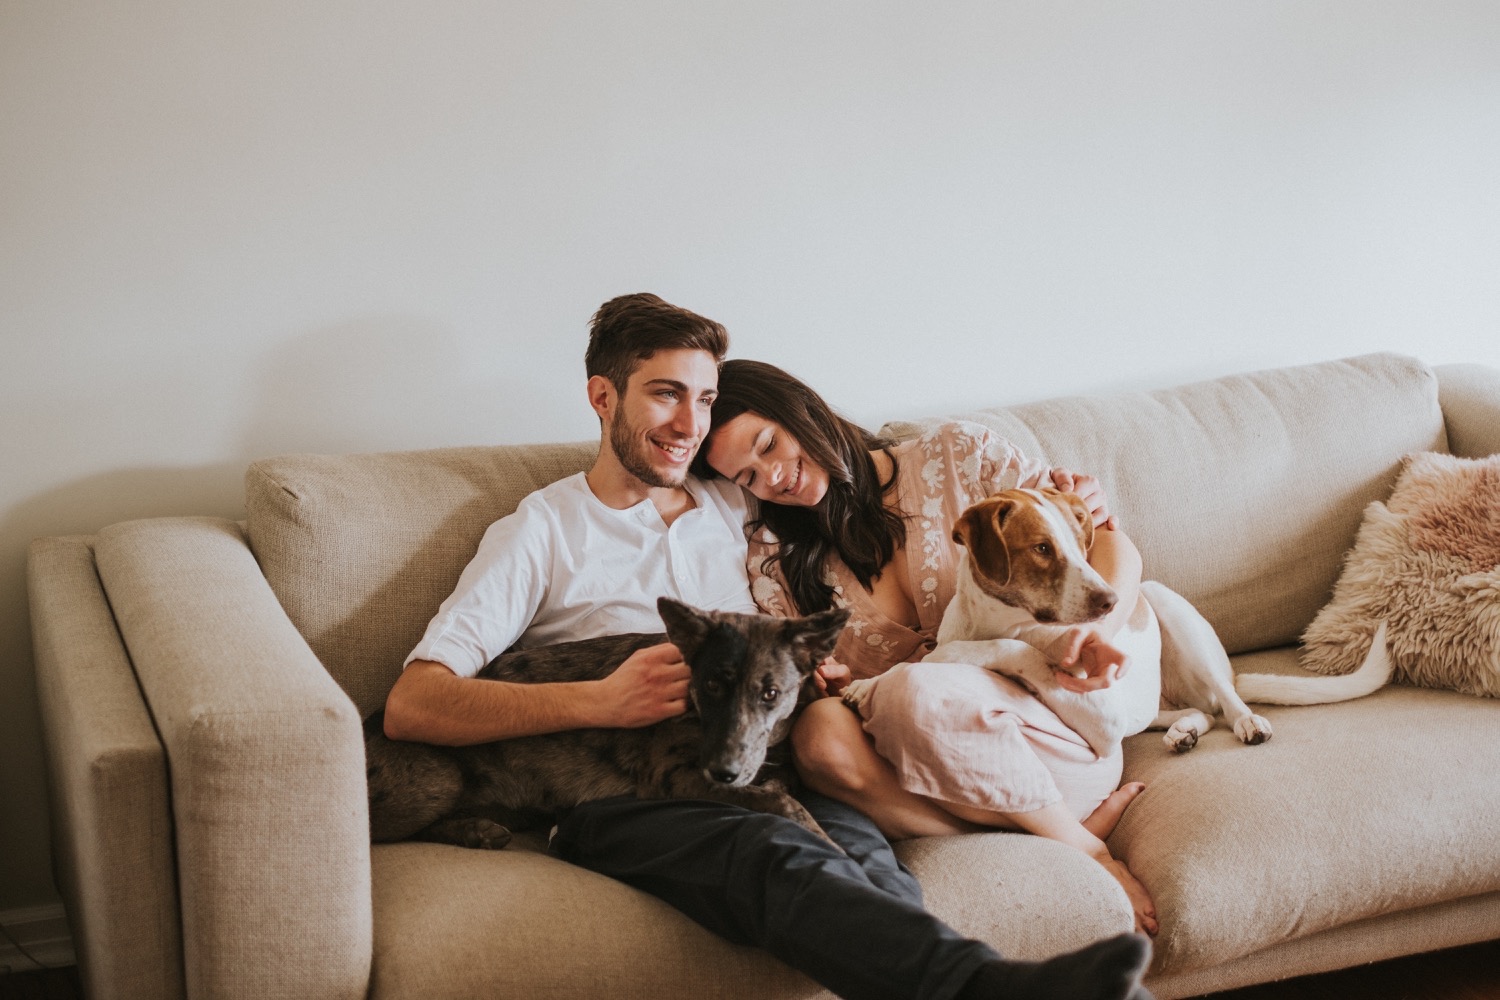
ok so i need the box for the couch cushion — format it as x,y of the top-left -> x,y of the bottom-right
369,841 -> 822,1000
246,442 -> 594,716
367,831 -> 1132,1000
1113,648 -> 1500,976
883,353 -> 1445,653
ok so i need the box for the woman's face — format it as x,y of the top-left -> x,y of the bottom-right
704,412 -> 830,507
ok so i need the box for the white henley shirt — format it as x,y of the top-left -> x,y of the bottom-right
405,472 -> 758,677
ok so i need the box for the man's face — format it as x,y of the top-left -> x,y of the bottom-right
606,348 -> 719,489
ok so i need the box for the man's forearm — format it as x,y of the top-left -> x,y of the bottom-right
383,659 -> 608,746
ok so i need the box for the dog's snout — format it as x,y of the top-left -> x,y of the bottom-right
1091,591 -> 1117,617
709,767 -> 740,785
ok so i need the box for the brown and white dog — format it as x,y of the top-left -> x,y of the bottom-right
847,488 -> 1274,756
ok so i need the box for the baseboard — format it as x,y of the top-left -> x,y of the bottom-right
0,904 -> 75,973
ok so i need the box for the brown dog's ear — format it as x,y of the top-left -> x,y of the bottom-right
657,597 -> 711,659
785,606 -> 850,673
954,497 -> 1015,586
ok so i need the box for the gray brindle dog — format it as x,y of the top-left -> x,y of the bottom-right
365,597 -> 849,849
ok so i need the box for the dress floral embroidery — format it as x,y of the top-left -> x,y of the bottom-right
745,421 -> 1050,680
743,421 -> 1124,819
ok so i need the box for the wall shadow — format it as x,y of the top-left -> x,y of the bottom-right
0,313 -> 531,913
0,463 -> 244,908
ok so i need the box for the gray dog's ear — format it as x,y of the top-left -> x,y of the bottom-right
785,607 -> 850,672
657,597 -> 711,657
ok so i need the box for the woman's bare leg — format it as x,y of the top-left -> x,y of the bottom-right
1083,782 -> 1146,841
795,700 -> 1157,934
792,699 -> 981,839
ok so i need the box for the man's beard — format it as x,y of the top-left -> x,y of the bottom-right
610,412 -> 689,489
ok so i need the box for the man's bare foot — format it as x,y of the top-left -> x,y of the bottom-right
1098,855 -> 1158,937
1084,782 -> 1146,840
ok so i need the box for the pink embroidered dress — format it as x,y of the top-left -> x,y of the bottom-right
747,421 -> 1123,819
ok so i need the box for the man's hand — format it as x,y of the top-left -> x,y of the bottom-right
813,657 -> 852,697
597,642 -> 692,727
1045,627 -> 1130,694
1049,467 -> 1118,530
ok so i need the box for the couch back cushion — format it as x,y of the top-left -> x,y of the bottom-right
249,352 -> 1444,714
882,352 -> 1444,655
246,442 -> 594,717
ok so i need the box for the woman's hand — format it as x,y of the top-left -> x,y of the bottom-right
1045,627 -> 1129,693
1049,467 -> 1118,530
813,657 -> 852,696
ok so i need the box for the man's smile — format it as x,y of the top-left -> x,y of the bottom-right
652,437 -> 695,462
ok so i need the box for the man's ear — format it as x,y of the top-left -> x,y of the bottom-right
587,374 -> 616,422
786,607 -> 850,673
954,498 -> 1014,586
657,597 -> 711,659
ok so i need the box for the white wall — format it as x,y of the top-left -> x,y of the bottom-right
2,1 -> 1497,913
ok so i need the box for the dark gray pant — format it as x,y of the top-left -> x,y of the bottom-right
550,791 -> 1000,1000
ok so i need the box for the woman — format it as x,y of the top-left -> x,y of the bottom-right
692,359 -> 1157,935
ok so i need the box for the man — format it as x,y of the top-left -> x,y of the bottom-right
384,293 -> 1152,1000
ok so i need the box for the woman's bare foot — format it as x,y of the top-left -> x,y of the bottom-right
1083,782 -> 1146,840
1098,854 -> 1158,937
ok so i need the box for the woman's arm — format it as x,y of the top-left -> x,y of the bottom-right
1087,526 -> 1143,640
1044,525 -> 1143,693
1048,467 -> 1117,530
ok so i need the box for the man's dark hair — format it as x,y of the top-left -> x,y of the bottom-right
586,293 -> 729,392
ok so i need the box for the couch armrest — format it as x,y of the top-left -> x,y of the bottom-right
29,536 -> 185,1000
93,517 -> 371,1000
1436,362 -> 1500,459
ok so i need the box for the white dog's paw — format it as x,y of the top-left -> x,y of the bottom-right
841,678 -> 875,715
1234,713 -> 1273,745
1163,721 -> 1200,754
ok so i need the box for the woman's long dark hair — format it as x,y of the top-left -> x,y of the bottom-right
692,359 -> 905,613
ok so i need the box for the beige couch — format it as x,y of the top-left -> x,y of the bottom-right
30,352 -> 1500,1000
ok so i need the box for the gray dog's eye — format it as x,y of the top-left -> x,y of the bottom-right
761,686 -> 780,704
703,679 -> 723,696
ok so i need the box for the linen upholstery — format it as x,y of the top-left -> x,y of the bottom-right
883,353 -> 1445,654
368,830 -> 1131,1000
26,354 -> 1500,1000
28,537 -> 184,1000
1114,647 -> 1500,975
1148,892 -> 1500,998
246,441 -> 594,716
1435,361 -> 1500,460
893,831 -> 1132,958
92,517 -> 371,1000
370,842 -> 825,999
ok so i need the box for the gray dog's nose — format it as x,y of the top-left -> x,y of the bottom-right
709,768 -> 739,785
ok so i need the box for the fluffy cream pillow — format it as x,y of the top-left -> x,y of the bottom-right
1300,451 -> 1500,698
